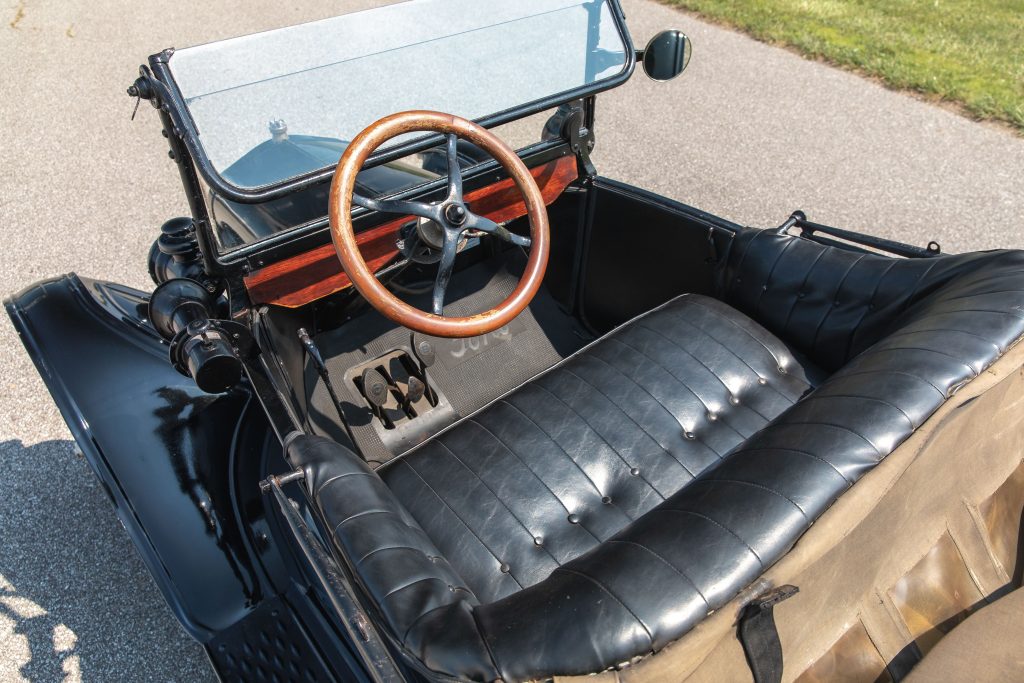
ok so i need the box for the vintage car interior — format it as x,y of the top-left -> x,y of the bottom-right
8,1 -> 1023,681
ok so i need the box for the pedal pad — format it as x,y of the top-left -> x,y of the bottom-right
413,337 -> 436,368
406,375 -> 426,405
361,368 -> 390,408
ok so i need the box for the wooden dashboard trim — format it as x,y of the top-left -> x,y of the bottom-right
243,155 -> 578,308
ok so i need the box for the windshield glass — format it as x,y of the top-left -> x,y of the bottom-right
167,0 -> 628,190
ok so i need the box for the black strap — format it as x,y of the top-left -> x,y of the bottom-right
737,585 -> 799,683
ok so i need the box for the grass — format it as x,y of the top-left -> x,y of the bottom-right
662,0 -> 1024,131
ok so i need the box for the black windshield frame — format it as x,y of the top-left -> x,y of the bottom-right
148,0 -> 634,207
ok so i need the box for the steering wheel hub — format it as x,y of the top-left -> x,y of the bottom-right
444,202 -> 468,226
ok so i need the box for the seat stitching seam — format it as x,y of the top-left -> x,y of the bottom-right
845,259 -> 898,362
315,470 -> 373,497
655,508 -> 763,566
381,576 -> 457,601
529,381 -> 670,498
695,478 -> 808,519
399,459 -> 524,589
650,314 -> 799,404
581,354 -> 725,459
605,539 -> 710,608
826,368 -> 945,395
468,603 -> 503,677
854,345 -> 978,375
898,260 -> 939,313
780,421 -> 882,454
633,323 -> 775,422
465,418 -> 602,543
606,337 -> 750,441
724,229 -> 764,300
358,545 -> 430,564
686,298 -> 795,382
940,288 -> 1024,303
560,367 -> 698,478
554,567 -> 655,648
735,446 -> 852,484
810,253 -> 867,356
781,247 -> 828,339
401,602 -> 458,645
498,399 -> 630,518
803,393 -> 915,426
754,238 -> 798,318
882,327 -> 1002,352
923,307 -> 1024,320
332,509 -> 392,533
432,437 -> 562,566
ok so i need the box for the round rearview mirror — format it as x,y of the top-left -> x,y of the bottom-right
641,30 -> 691,81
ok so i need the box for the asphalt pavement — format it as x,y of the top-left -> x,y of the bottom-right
1,0 -> 1022,680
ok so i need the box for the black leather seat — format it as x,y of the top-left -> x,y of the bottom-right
291,231 -> 1024,682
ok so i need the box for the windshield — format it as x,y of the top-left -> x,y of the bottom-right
167,0 -> 629,190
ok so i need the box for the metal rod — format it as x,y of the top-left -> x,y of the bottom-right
298,328 -> 359,450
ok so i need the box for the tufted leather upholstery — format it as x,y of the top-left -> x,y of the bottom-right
296,231 -> 1024,682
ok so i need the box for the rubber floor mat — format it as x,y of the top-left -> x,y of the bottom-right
307,250 -> 591,466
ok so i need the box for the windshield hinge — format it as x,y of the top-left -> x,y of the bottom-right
565,105 -> 596,180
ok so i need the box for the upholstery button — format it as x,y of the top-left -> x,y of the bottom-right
729,395 -> 740,405
707,412 -> 718,422
499,563 -> 511,574
568,513 -> 580,524
833,300 -> 841,307
684,431 -> 696,440
757,377 -> 768,385
533,536 -> 544,546
778,366 -> 787,374
761,285 -> 768,292
797,292 -> 806,299
630,467 -> 640,476
601,496 -> 612,505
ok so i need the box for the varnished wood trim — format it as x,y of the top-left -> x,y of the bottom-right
244,154 -> 577,309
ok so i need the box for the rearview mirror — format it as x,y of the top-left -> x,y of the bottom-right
640,30 -> 691,81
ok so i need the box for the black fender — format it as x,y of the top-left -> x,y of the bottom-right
5,275 -> 276,641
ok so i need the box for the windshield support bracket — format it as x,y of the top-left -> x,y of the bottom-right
565,104 -> 596,180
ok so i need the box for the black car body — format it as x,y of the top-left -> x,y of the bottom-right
8,2 -> 1024,681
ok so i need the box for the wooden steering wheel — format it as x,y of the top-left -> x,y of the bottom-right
328,111 -> 550,339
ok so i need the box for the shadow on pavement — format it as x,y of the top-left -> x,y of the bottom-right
0,439 -> 215,682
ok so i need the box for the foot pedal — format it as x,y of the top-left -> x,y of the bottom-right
361,368 -> 391,408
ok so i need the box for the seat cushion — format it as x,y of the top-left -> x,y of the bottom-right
378,294 -> 823,604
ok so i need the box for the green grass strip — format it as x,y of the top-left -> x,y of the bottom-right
663,0 -> 1024,131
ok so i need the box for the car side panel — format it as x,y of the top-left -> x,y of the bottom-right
6,275 -> 264,640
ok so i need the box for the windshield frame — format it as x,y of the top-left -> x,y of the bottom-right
148,0 -> 635,206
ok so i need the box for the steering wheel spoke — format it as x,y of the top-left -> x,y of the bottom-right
467,213 -> 532,248
432,230 -> 461,316
352,193 -> 441,222
445,134 -> 464,202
